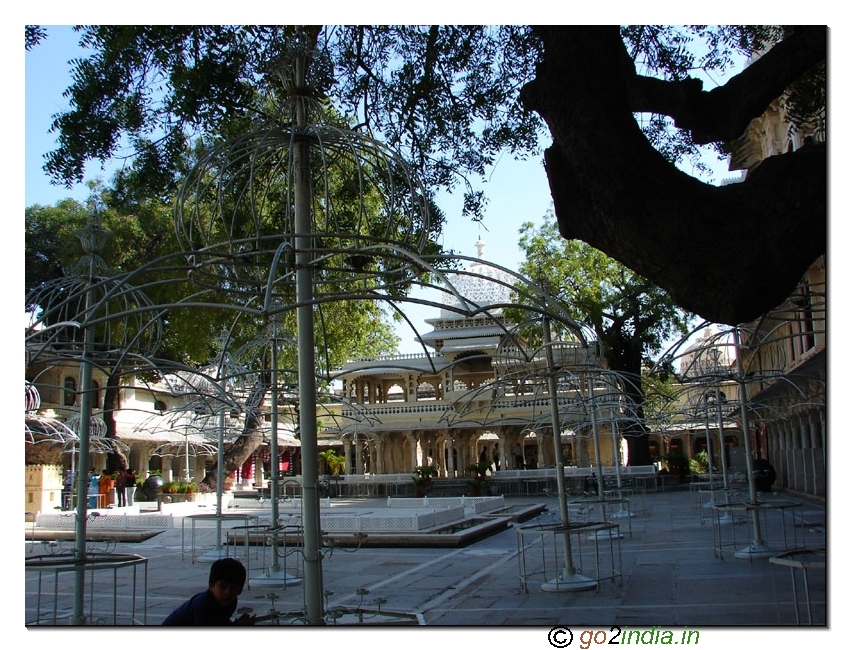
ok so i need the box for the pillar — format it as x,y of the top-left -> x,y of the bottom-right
374,440 -> 384,474
161,457 -> 173,483
342,440 -> 352,475
404,431 -> 418,471
355,436 -> 364,474
254,454 -> 264,488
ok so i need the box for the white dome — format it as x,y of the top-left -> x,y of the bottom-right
441,239 -> 513,317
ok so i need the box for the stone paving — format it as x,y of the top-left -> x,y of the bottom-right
23,486 -> 827,631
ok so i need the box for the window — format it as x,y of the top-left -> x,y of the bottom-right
91,380 -> 100,409
63,376 -> 76,407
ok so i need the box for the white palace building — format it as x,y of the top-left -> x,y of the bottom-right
26,237 -> 824,503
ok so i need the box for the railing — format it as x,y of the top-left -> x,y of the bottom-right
35,512 -> 174,530
26,553 -> 149,625
337,392 -> 592,421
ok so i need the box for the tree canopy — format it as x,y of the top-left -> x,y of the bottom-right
28,25 -> 826,324
517,211 -> 693,465
25,191 -> 401,474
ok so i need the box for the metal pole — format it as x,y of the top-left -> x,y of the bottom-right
540,316 -> 596,591
215,392 -> 225,551
269,336 -> 281,570
293,42 -> 324,623
184,433 -> 190,481
732,326 -> 770,558
703,393 -> 716,487
72,231 -> 101,625
589,376 -> 604,499
713,380 -> 730,490
544,319 -> 570,529
72,348 -> 93,625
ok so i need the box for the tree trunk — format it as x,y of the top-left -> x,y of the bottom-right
202,378 -> 269,491
603,333 -> 652,467
103,371 -> 128,472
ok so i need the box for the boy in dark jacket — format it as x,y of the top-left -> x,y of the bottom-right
162,558 -> 256,625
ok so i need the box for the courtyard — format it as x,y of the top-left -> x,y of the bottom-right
24,486 -> 826,630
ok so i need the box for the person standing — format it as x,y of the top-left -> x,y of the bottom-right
61,471 -> 73,510
98,469 -> 114,508
115,469 -> 127,507
125,468 -> 136,506
513,443 -> 525,470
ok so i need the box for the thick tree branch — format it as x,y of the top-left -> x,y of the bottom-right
521,25 -> 827,325
625,25 -> 826,143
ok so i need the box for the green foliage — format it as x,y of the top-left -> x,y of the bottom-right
318,449 -> 346,475
465,460 -> 489,481
413,465 -> 438,479
32,25 -> 819,219
162,481 -> 199,494
411,465 -> 438,491
25,199 -> 91,298
465,462 -> 488,494
517,210 -> 694,367
515,209 -> 694,462
662,451 -> 689,475
25,25 -> 47,50
689,450 -> 710,475
641,372 -> 681,432
162,480 -> 199,494
33,26 -> 543,220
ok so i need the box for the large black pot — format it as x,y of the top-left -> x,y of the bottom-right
141,474 -> 164,500
752,459 -> 777,493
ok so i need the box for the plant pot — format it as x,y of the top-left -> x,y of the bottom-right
142,475 -> 164,500
752,459 -> 777,492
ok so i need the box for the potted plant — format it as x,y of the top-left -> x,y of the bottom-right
161,481 -> 179,494
318,449 -> 346,476
412,465 -> 438,497
466,461 -> 489,497
688,450 -> 710,476
662,451 -> 689,479
751,458 -> 777,493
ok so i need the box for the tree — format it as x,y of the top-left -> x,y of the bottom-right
28,25 -> 826,325
517,211 -> 693,465
25,191 -> 401,476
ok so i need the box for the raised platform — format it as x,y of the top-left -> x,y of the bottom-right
28,511 -> 174,543
227,497 -> 546,548
26,497 -> 547,548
